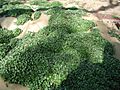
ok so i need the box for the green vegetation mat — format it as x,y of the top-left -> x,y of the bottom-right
0,28 -> 21,60
108,30 -> 120,40
0,0 -> 120,90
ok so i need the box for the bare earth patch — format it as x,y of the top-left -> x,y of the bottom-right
0,77 -> 28,90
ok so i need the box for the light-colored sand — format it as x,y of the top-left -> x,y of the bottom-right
0,77 -> 29,90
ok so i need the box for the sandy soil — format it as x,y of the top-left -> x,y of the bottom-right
0,77 -> 28,90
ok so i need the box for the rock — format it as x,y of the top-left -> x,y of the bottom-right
0,17 -> 18,30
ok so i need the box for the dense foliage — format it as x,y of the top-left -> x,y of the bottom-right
33,11 -> 41,20
58,55 -> 120,90
0,28 -> 21,60
30,0 -> 63,8
0,2 -> 32,17
0,1 -> 120,90
108,30 -> 120,40
16,14 -> 31,25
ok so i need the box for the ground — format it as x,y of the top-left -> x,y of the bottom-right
0,0 -> 120,90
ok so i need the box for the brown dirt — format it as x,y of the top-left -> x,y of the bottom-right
0,77 -> 29,90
